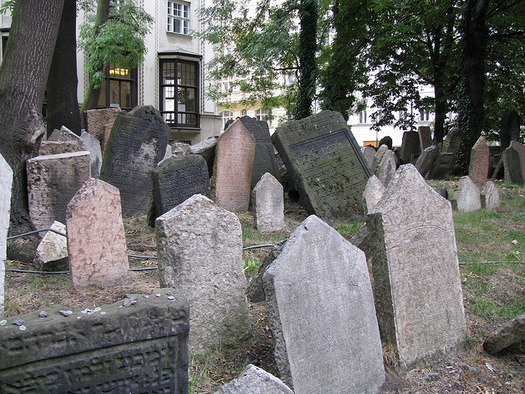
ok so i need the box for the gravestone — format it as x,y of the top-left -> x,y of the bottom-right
502,140 -> 525,184
66,178 -> 129,289
84,107 -> 121,153
27,151 -> 91,230
0,289 -> 189,392
252,173 -> 285,232
48,125 -> 82,143
100,105 -> 169,216
361,145 -> 376,170
39,126 -> 85,156
483,313 -> 525,355
211,119 -> 256,212
499,110 -> 521,150
263,215 -> 385,393
81,130 -> 103,178
0,154 -> 12,318
418,126 -> 432,151
399,131 -> 420,163
189,137 -> 217,176
481,181 -> 500,210
214,364 -> 293,394
452,176 -> 481,212
442,127 -> 463,154
363,175 -> 385,214
156,194 -> 250,355
150,155 -> 211,224
272,111 -> 371,223
415,145 -> 439,178
468,136 -> 490,188
373,145 -> 396,186
34,221 -> 68,271
239,116 -> 281,188
367,164 -> 466,369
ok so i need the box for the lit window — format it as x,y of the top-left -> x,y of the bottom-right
97,64 -> 137,110
167,1 -> 189,35
256,108 -> 271,126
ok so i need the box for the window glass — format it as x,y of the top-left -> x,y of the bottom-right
167,1 -> 189,34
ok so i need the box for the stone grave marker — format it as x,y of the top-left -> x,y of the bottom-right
363,175 -> 385,214
481,181 -> 500,210
0,154 -> 13,318
452,176 -> 481,212
34,221 -> 68,271
503,140 -> 525,184
211,119 -> 256,212
468,136 -> 489,188
272,110 -> 371,223
84,107 -> 121,153
499,110 -> 521,150
0,289 -> 189,392
239,116 -> 281,188
156,194 -> 250,355
442,127 -> 463,154
150,154 -> 211,224
252,173 -> 285,232
81,130 -> 103,178
373,145 -> 396,186
66,178 -> 129,289
215,364 -> 293,394
263,215 -> 385,393
483,313 -> 525,355
361,145 -> 376,170
367,164 -> 467,369
189,137 -> 217,176
399,131 -> 420,163
39,125 -> 85,156
100,105 -> 169,216
415,145 -> 439,178
27,151 -> 91,230
418,126 -> 432,151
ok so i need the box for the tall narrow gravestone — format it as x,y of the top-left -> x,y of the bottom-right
66,178 -> 129,289
263,215 -> 385,393
156,194 -> 250,355
272,111 -> 371,223
0,154 -> 13,318
503,140 -> 525,184
27,151 -> 91,230
100,105 -> 169,216
211,119 -> 256,212
252,173 -> 285,232
468,135 -> 489,188
367,164 -> 466,369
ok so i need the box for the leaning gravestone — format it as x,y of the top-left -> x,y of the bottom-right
418,126 -> 432,151
214,364 -> 293,394
34,221 -> 68,271
272,111 -> 371,223
0,289 -> 189,393
503,140 -> 525,184
100,106 -> 169,216
156,194 -> 250,355
150,154 -> 211,225
452,176 -> 481,212
239,116 -> 281,188
468,135 -> 490,188
481,181 -> 500,210
0,154 -> 13,318
483,313 -> 525,355
263,215 -> 385,393
252,173 -> 285,232
399,131 -> 420,163
367,164 -> 466,369
84,107 -> 121,153
81,130 -> 103,178
189,137 -> 217,176
361,145 -> 376,170
66,178 -> 129,289
415,145 -> 439,178
211,119 -> 256,212
27,151 -> 91,230
363,175 -> 385,214
373,145 -> 396,186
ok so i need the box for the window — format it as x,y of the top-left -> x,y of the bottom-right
167,1 -> 189,35
420,110 -> 430,122
359,110 -> 367,124
221,111 -> 234,129
97,65 -> 137,110
160,58 -> 199,128
256,108 -> 271,126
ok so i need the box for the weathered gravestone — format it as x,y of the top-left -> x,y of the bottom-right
27,151 -> 91,230
211,119 -> 256,212
373,145 -> 396,186
156,194 -> 250,355
0,289 -> 189,393
214,364 -> 293,394
263,215 -> 385,393
363,175 -> 385,214
84,107 -> 121,153
189,137 -> 217,177
415,145 -> 439,178
38,126 -> 85,156
502,140 -> 525,184
428,127 -> 464,179
149,155 -> 211,225
34,221 -> 68,271
66,178 -> 129,289
0,154 -> 12,318
481,181 -> 500,210
399,131 -> 420,163
483,313 -> 525,355
272,111 -> 371,223
468,135 -> 490,188
239,116 -> 281,188
361,145 -> 376,170
418,126 -> 432,151
452,176 -> 481,212
252,173 -> 285,232
100,105 -> 169,216
81,130 -> 103,178
367,164 -> 467,369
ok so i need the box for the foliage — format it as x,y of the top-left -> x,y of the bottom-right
0,0 -> 15,14
78,0 -> 152,89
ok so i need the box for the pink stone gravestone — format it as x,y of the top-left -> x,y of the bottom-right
468,135 -> 489,188
66,178 -> 129,289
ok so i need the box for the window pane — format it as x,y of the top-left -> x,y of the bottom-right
109,80 -> 120,106
121,81 -> 132,108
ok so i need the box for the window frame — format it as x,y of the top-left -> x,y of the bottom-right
167,1 -> 190,35
97,64 -> 137,110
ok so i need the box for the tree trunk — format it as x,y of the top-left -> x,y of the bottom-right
0,0 -> 65,246
433,80 -> 447,145
46,0 -> 81,136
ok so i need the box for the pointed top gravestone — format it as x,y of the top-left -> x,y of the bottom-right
373,145 -> 396,186
263,215 -> 385,393
214,364 -> 293,394
361,145 -> 376,170
0,154 -> 13,317
211,119 -> 256,212
468,136 -> 489,188
252,173 -> 285,232
81,130 -> 103,178
452,176 -> 481,212
481,181 -> 500,210
367,164 -> 466,369
272,111 -> 371,223
363,175 -> 385,214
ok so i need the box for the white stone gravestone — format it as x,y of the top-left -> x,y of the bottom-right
252,173 -> 285,232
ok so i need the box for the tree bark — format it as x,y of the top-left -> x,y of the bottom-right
0,0 -> 65,240
46,0 -> 81,136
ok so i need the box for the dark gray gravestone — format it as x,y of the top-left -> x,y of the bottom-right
238,116 -> 281,188
150,155 -> 211,225
499,110 -> 521,150
272,111 -> 371,223
503,140 -> 525,184
100,106 -> 169,216
0,289 -> 189,393
399,131 -> 420,163
415,145 -> 439,178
